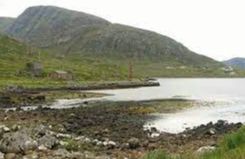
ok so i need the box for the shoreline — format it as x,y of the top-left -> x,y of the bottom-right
0,100 -> 241,158
0,80 -> 159,108
20,80 -> 160,92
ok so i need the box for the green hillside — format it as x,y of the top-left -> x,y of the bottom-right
0,5 -> 244,89
0,34 -> 129,89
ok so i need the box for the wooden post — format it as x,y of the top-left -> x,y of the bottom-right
128,60 -> 133,81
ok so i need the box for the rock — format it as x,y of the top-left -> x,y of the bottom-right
150,127 -> 158,133
53,149 -> 71,158
53,149 -> 85,158
11,125 -> 21,132
38,145 -> 48,151
84,137 -> 91,143
121,143 -> 129,149
196,146 -> 216,155
56,124 -> 66,133
150,132 -> 160,138
0,125 -> 10,133
0,131 -> 38,153
59,141 -> 69,146
33,125 -> 48,137
23,152 -> 39,159
38,134 -> 58,149
142,140 -> 149,147
74,136 -> 85,141
56,133 -> 72,139
4,153 -> 17,159
103,140 -> 117,149
0,152 -> 4,159
128,137 -> 140,149
207,128 -> 216,135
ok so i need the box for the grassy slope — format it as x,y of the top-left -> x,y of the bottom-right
143,127 -> 245,159
1,33 -> 245,90
0,34 -> 129,89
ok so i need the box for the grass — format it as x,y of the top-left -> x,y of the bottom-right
142,127 -> 245,159
1,34 -> 245,90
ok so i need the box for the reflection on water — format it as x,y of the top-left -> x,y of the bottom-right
91,78 -> 245,133
90,78 -> 245,102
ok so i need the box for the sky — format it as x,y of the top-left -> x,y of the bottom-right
0,0 -> 245,61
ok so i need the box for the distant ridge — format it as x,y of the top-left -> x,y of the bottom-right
224,57 -> 245,69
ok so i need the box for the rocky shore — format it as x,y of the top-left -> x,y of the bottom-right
0,100 -> 242,159
19,80 -> 160,92
0,80 -> 159,108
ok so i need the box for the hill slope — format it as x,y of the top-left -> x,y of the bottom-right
6,6 -> 109,47
0,33 -> 131,89
0,17 -> 15,33
5,5 -> 222,68
5,6 -> 245,78
224,58 -> 245,69
60,23 -> 221,67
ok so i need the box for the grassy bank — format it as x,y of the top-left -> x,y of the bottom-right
1,34 -> 245,91
2,51 -> 244,90
143,127 -> 245,159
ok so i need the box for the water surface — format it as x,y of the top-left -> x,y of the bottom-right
91,78 -> 245,133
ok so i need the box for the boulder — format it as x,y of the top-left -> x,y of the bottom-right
0,152 -> 4,159
4,153 -> 17,159
196,146 -> 216,155
38,134 -> 58,149
128,137 -> 140,149
0,125 -> 10,133
22,152 -> 39,159
0,131 -> 38,153
33,125 -> 48,137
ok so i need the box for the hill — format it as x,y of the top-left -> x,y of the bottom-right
0,17 -> 15,32
223,57 -> 245,69
5,6 -> 222,68
5,6 -> 109,47
2,5 -> 244,80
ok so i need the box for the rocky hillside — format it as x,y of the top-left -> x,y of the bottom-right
224,57 -> 245,69
0,17 -> 15,32
4,6 -> 222,68
5,6 -> 109,47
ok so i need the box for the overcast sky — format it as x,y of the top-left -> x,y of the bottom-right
0,0 -> 245,61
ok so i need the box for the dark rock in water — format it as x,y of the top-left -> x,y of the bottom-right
182,120 -> 243,139
128,137 -> 140,149
0,130 -> 38,153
